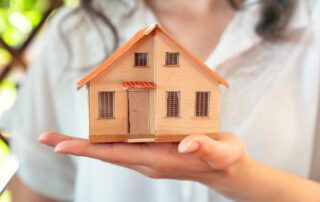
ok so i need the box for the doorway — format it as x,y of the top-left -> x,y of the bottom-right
128,91 -> 150,135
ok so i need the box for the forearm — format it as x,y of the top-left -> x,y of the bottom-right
206,156 -> 320,202
8,175 -> 58,202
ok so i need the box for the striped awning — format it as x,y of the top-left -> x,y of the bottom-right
122,81 -> 156,89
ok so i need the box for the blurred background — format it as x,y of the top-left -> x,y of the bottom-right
0,0 -> 79,201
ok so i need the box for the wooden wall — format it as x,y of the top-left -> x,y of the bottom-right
153,29 -> 220,135
89,33 -> 156,136
88,28 -> 220,139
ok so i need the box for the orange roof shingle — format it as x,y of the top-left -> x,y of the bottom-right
77,24 -> 229,89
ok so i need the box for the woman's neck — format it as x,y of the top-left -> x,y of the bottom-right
146,0 -> 230,17
145,0 -> 235,60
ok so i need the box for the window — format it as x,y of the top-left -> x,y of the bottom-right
166,91 -> 180,117
134,52 -> 148,67
99,91 -> 115,119
165,52 -> 179,65
195,92 -> 210,117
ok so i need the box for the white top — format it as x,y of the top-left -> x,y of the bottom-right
1,0 -> 320,201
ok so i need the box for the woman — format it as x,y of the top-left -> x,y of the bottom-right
2,0 -> 320,201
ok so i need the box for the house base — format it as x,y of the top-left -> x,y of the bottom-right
89,133 -> 220,143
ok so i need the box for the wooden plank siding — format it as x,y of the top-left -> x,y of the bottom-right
154,29 -> 219,135
87,27 -> 220,142
89,33 -> 156,137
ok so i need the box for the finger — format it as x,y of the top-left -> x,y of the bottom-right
178,133 -> 244,170
38,132 -> 82,147
54,139 -> 154,166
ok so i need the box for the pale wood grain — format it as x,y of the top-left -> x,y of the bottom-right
128,91 -> 150,134
88,28 -> 220,143
89,133 -> 220,143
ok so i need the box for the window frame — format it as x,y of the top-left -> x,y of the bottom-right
165,52 -> 180,66
98,91 -> 115,119
166,91 -> 181,118
134,52 -> 149,67
195,91 -> 210,117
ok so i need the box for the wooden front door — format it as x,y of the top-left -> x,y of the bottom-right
128,91 -> 149,135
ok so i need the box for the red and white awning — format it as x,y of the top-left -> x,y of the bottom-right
122,81 -> 156,89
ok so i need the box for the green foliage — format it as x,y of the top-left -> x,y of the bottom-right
0,138 -> 9,167
0,80 -> 14,202
0,0 -> 79,48
65,0 -> 79,6
0,0 -> 50,48
0,0 -> 9,8
0,48 -> 11,65
0,123 -> 11,202
0,79 -> 17,117
0,138 -> 12,202
0,190 -> 12,202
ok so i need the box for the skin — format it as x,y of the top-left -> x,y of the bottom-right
38,132 -> 320,202
145,0 -> 235,60
7,176 -> 57,202
12,0 -> 320,201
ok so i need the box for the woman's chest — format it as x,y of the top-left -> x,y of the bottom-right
216,30 -> 319,175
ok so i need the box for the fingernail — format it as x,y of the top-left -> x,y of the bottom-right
54,143 -> 68,154
38,133 -> 48,144
38,136 -> 45,144
178,141 -> 199,153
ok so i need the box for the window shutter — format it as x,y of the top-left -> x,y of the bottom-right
165,52 -> 179,65
134,52 -> 148,66
167,91 -> 180,117
195,92 -> 210,117
99,91 -> 115,119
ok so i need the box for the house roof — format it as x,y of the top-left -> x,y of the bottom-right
122,81 -> 156,89
77,24 -> 229,89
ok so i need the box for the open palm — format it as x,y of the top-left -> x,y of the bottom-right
39,132 -> 244,186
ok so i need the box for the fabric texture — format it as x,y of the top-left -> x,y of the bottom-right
310,0 -> 320,181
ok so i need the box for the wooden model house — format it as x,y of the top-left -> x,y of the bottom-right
77,24 -> 229,143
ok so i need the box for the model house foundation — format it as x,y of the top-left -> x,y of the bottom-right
77,24 -> 229,143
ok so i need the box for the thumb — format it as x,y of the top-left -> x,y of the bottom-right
178,133 -> 244,170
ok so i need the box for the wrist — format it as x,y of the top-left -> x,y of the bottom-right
201,153 -> 254,191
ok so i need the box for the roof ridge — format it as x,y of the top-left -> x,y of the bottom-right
77,23 -> 229,89
154,24 -> 229,88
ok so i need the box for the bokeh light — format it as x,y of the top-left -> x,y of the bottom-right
0,79 -> 17,117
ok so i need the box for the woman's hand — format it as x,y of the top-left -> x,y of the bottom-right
38,132 -> 320,201
38,132 -> 245,186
